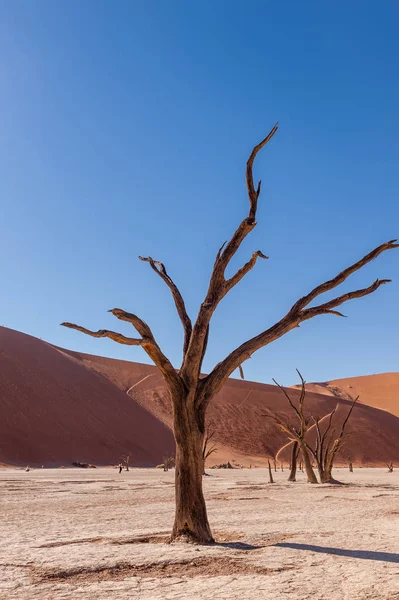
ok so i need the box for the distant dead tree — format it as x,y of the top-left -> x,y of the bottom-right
62,124 -> 397,543
121,453 -> 131,471
387,462 -> 394,473
263,444 -> 278,473
307,398 -> 358,484
267,459 -> 275,483
163,456 -> 175,472
202,428 -> 218,474
348,456 -> 353,472
264,372 -> 318,484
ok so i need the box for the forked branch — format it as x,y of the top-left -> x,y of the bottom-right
200,240 -> 397,403
181,124 -> 279,384
61,309 -> 182,394
139,256 -> 192,354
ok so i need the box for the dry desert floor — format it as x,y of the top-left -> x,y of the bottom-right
0,467 -> 398,600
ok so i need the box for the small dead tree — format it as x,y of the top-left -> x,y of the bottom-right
202,428 -> 218,474
163,456 -> 175,472
121,453 -> 131,471
62,125 -> 397,543
308,398 -> 358,484
264,372 -> 318,484
267,459 -> 275,483
348,456 -> 353,472
387,462 -> 394,473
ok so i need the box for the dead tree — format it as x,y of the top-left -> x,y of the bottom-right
268,459 -> 275,483
308,398 -> 358,484
264,372 -> 318,484
163,456 -> 175,471
348,456 -> 353,472
387,462 -> 394,473
288,441 -> 299,482
62,125 -> 397,543
202,428 -> 218,473
121,453 -> 131,471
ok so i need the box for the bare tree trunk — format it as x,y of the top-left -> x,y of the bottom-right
288,442 -> 298,482
273,459 -> 277,472
300,445 -> 318,484
320,443 -> 341,483
348,457 -> 353,472
171,397 -> 213,544
268,459 -> 274,483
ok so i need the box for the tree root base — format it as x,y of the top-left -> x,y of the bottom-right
170,526 -> 215,545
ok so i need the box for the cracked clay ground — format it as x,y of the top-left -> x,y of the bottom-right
0,468 -> 398,600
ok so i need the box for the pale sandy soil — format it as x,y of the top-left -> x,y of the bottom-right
0,468 -> 398,600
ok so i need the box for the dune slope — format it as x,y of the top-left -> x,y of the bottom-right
1,326 -> 398,467
0,327 -> 174,467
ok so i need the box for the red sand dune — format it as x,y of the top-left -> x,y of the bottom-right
0,327 -> 174,467
69,341 -> 399,467
297,374 -> 399,417
1,326 -> 399,467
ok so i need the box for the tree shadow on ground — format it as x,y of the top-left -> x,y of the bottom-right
217,541 -> 262,550
274,543 -> 399,563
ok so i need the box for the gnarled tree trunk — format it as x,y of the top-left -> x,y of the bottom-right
171,395 -> 213,543
300,444 -> 318,484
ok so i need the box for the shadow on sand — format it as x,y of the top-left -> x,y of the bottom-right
217,541 -> 262,551
274,542 -> 399,563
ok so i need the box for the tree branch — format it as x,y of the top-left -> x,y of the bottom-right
301,279 -> 391,321
246,123 -> 279,220
138,256 -> 192,355
62,309 -> 183,394
200,240 -> 398,404
290,239 -> 398,314
225,250 -> 268,293
180,124 -> 278,384
61,323 -> 143,346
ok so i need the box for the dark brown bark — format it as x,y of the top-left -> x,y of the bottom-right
300,444 -> 318,484
268,459 -> 274,483
348,456 -> 353,472
387,462 -> 394,473
288,442 -> 299,482
61,127 -> 396,543
171,395 -> 213,543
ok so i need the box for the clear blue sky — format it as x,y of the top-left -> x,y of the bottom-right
1,1 -> 398,385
